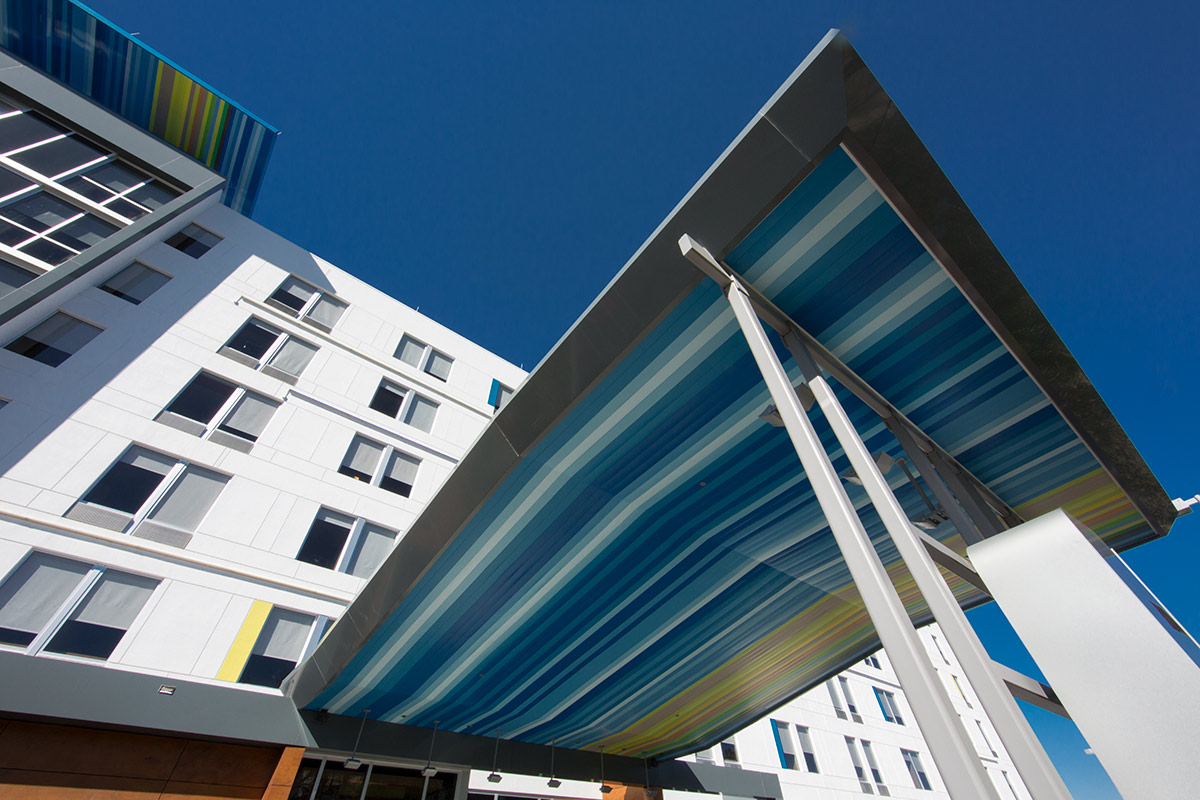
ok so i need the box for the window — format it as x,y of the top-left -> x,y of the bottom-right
368,378 -> 439,433
874,687 -> 905,725
795,725 -> 819,773
950,674 -> 973,708
293,759 -> 457,800
0,551 -> 157,660
98,261 -> 169,304
976,720 -> 997,757
238,606 -> 315,688
694,746 -> 714,763
156,372 -> 279,452
844,737 -> 875,794
295,507 -> 398,577
863,653 -> 881,669
220,317 -> 318,383
166,223 -> 221,258
267,275 -> 347,332
0,258 -> 35,297
395,334 -> 453,381
489,378 -> 513,411
931,634 -> 950,665
5,311 -> 101,366
64,446 -> 228,547
901,750 -> 932,791
1000,770 -> 1018,799
0,104 -> 177,267
833,676 -> 862,722
772,720 -> 797,769
860,740 -> 888,796
60,160 -> 176,219
720,739 -> 739,766
338,435 -> 420,498
827,679 -> 848,720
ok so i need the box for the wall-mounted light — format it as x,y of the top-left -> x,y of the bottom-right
548,738 -> 562,788
599,747 -> 612,794
487,729 -> 502,783
344,709 -> 370,770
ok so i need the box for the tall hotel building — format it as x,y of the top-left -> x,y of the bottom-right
0,4 -> 1042,800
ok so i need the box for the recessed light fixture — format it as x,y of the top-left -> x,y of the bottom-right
157,685 -> 175,695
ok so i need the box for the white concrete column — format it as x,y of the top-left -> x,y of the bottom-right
718,274 -> 1001,800
785,334 -> 1072,800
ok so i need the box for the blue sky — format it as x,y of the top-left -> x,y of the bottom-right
90,1 -> 1198,796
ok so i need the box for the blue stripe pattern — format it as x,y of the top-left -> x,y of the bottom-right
307,149 -> 1154,760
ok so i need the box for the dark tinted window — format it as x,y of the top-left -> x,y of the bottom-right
239,653 -> 296,688
166,223 -> 220,258
225,319 -> 280,359
296,512 -> 353,570
11,135 -> 106,178
100,263 -> 170,305
81,458 -> 167,514
166,373 -> 236,424
0,260 -> 35,297
369,381 -> 405,418
0,111 -> 66,154
6,312 -> 102,367
0,165 -> 34,199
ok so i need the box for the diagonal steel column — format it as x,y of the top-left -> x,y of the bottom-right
887,422 -> 985,547
788,335 -> 1073,800
927,448 -> 1006,536
695,247 -> 1002,798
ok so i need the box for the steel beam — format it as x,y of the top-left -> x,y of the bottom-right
678,234 -> 1021,529
693,241 -> 1000,799
787,333 -> 1071,799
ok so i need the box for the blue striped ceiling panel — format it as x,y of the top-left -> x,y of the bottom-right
301,147 -> 1157,760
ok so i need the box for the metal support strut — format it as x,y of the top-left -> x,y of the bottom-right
791,340 -> 1073,800
714,263 -> 1002,799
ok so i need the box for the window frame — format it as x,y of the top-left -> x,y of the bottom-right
156,370 -> 280,452
395,334 -> 453,381
4,310 -> 103,367
236,606 -> 321,688
794,724 -> 819,773
368,377 -> 439,433
165,222 -> 221,259
0,551 -> 158,662
266,275 -> 348,333
838,675 -> 863,722
0,103 -> 177,269
873,687 -> 905,725
97,260 -> 171,305
295,506 -> 399,577
843,736 -> 875,795
337,434 -> 421,499
64,445 -> 229,546
219,316 -> 319,384
901,749 -> 932,791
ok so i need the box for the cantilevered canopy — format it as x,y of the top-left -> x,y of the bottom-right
289,31 -> 1173,760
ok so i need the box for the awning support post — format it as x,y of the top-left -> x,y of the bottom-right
718,271 -> 1001,800
785,336 -> 1074,800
